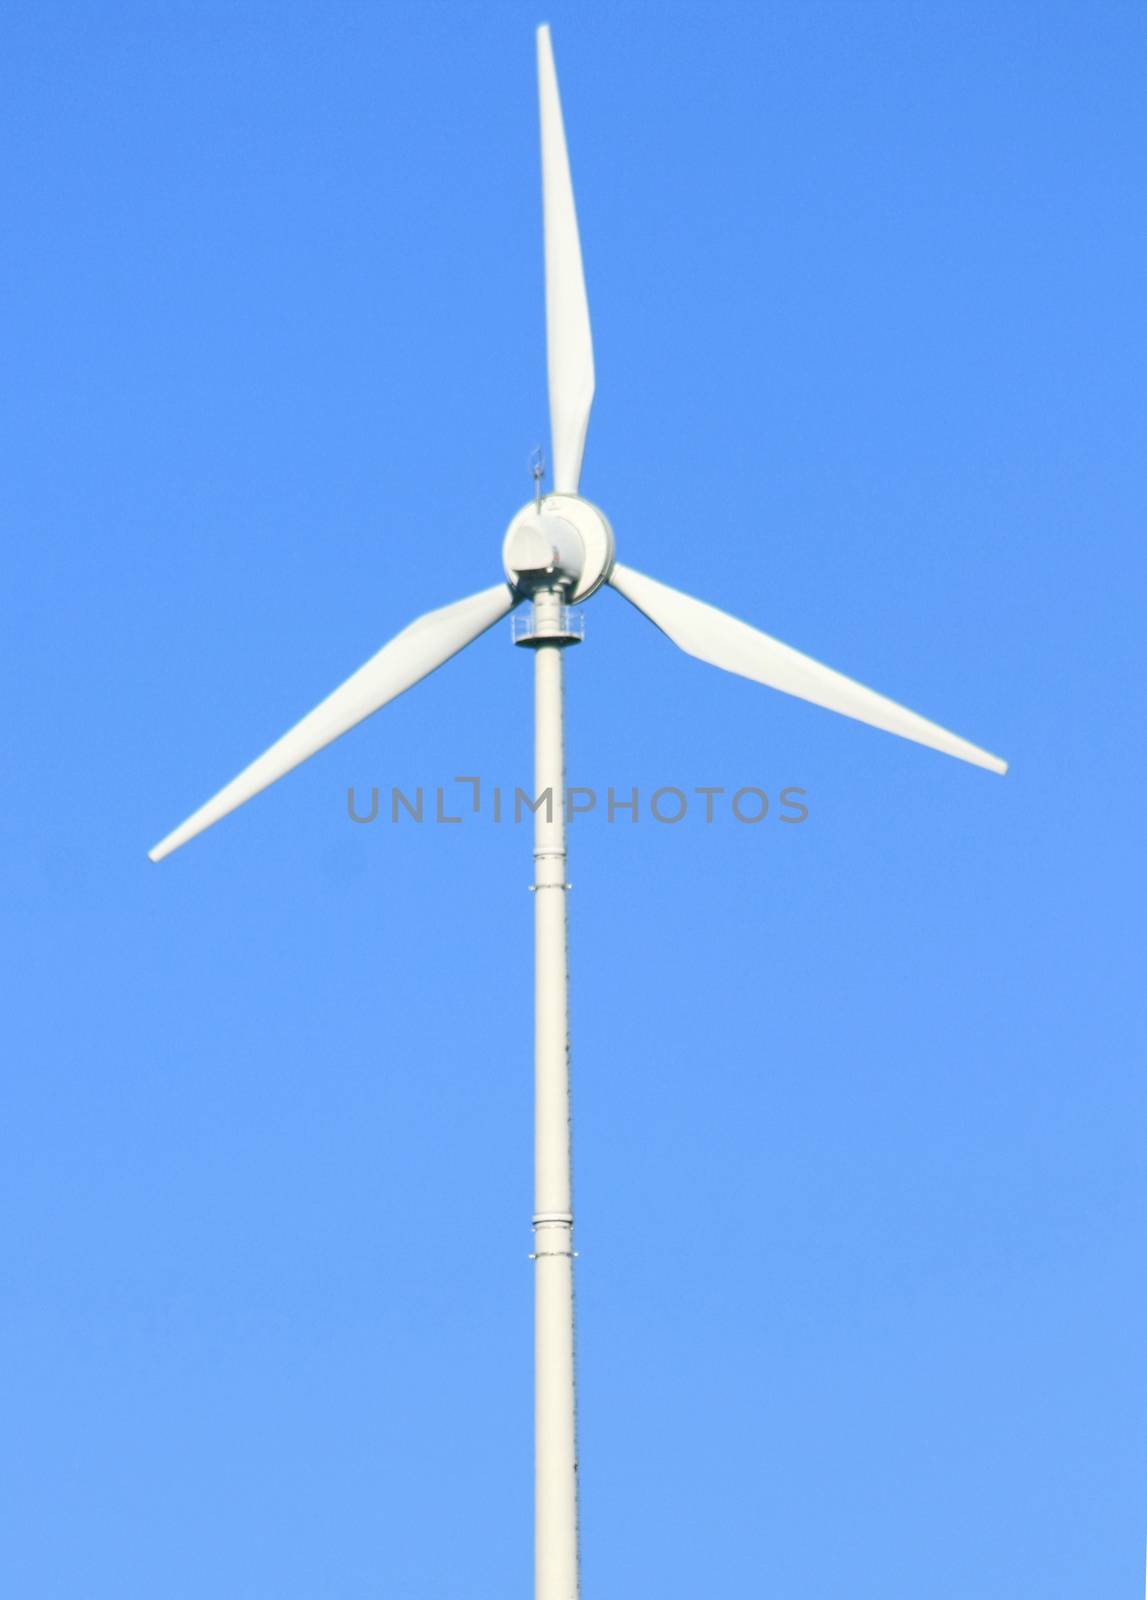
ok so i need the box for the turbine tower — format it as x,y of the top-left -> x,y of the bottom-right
149,25 -> 1007,1600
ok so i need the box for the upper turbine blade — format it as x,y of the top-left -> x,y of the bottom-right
609,562 -> 1008,775
537,24 -> 595,495
149,582 -> 516,861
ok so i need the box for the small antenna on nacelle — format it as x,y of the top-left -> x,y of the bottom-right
529,445 -> 546,510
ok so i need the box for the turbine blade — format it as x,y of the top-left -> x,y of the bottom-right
609,562 -> 1007,775
149,583 -> 516,861
537,24 -> 594,495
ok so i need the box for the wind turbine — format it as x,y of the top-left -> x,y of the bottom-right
149,24 -> 1007,1600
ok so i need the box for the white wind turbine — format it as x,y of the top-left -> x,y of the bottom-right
150,24 -> 1007,1599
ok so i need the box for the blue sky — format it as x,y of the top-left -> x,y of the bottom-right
2,2 -> 1144,1595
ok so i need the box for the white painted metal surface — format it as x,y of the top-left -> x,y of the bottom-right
148,583 -> 515,861
609,561 -> 1008,775
537,25 -> 594,496
503,492 -> 615,603
531,586 -> 580,1600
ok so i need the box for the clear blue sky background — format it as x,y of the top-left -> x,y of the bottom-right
2,3 -> 1144,1595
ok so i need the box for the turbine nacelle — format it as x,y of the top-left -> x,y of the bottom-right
502,493 -> 615,601
503,513 -> 582,592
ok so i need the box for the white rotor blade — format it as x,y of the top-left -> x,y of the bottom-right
609,563 -> 1007,775
537,24 -> 594,495
149,583 -> 516,861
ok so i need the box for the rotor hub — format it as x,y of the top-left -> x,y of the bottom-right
502,494 -> 615,601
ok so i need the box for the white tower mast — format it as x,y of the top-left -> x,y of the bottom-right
529,586 -> 580,1599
